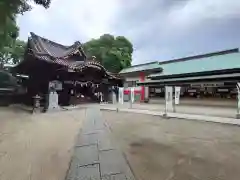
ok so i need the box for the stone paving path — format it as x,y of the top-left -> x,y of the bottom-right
66,108 -> 136,180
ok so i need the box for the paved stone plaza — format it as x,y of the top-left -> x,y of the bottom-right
0,107 -> 83,180
103,111 -> 240,180
2,105 -> 240,180
66,108 -> 135,180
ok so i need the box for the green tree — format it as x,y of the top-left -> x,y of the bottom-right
11,39 -> 26,64
83,34 -> 133,73
0,19 -> 20,66
0,39 -> 26,65
0,0 -> 51,37
0,0 -> 51,23
0,0 -> 51,65
0,18 -> 19,51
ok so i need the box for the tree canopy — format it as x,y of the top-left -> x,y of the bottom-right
0,0 -> 51,66
0,0 -> 51,35
83,34 -> 133,73
0,1 -> 134,73
0,0 -> 51,21
0,39 -> 26,65
0,18 -> 19,51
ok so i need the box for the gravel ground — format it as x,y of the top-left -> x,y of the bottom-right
102,111 -> 240,180
0,108 -> 85,180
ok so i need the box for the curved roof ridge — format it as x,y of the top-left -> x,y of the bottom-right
29,32 -> 85,58
30,32 -> 80,49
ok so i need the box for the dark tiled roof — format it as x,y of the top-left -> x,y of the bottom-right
29,32 -> 85,58
19,33 -> 121,80
33,53 -> 85,70
26,32 -> 89,70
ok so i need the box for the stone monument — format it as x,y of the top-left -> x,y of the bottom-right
48,91 -> 60,110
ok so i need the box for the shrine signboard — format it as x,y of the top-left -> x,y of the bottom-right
174,86 -> 181,105
165,86 -> 173,114
118,87 -> 124,104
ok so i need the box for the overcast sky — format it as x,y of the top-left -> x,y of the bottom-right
17,0 -> 240,64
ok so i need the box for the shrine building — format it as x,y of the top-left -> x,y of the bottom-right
119,48 -> 240,102
11,32 -> 122,108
